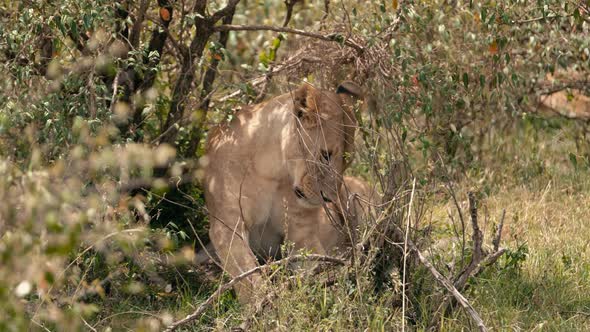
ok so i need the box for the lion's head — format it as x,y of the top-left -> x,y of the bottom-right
286,82 -> 364,207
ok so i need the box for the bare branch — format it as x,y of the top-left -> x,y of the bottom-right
538,81 -> 590,96
128,0 -> 175,132
468,192 -> 484,263
185,4 -> 237,156
212,0 -> 241,22
472,248 -> 507,277
253,0 -> 296,103
321,0 -> 330,26
282,0 -> 298,27
510,14 -> 573,25
454,192 -> 485,290
161,0 -> 213,144
493,210 -> 505,252
213,24 -> 364,52
401,179 -> 416,331
129,0 -> 150,48
429,192 -> 507,331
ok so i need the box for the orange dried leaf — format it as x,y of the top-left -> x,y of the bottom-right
488,41 -> 498,55
160,8 -> 171,22
392,0 -> 398,10
213,53 -> 222,61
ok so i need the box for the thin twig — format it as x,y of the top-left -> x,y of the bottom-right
129,0 -> 149,48
320,0 -> 330,28
401,178 -> 416,331
469,192 -> 484,263
253,0 -> 298,103
213,24 -> 364,52
282,0 -> 297,27
510,14 -> 573,25
454,192 -> 485,290
493,209 -> 505,252
472,248 -> 507,277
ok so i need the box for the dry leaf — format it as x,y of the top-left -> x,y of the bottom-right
488,41 -> 498,55
160,8 -> 171,22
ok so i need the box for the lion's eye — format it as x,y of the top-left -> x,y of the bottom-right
321,150 -> 332,163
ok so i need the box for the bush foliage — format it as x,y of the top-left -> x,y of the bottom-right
1,0 -> 589,330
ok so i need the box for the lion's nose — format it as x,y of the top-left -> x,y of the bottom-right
320,191 -> 333,203
294,187 -> 306,199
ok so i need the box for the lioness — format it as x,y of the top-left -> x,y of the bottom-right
203,81 -> 367,302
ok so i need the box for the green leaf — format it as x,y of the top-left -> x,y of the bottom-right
569,152 -> 578,170
487,12 -> 496,25
333,34 -> 345,45
259,52 -> 269,66
574,8 -> 581,22
83,14 -> 92,30
462,72 -> 469,89
68,17 -> 78,39
271,37 -> 282,49
55,16 -> 66,35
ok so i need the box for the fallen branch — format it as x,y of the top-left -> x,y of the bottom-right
162,254 -> 346,332
397,226 -> 489,332
429,193 -> 507,331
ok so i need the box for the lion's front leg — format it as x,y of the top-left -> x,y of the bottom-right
209,212 -> 263,304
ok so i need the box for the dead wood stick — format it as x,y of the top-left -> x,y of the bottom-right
401,178 -> 416,330
468,192 -> 484,262
162,254 -> 346,332
493,209 -> 505,252
431,195 -> 507,330
454,192 -> 485,289
394,224 -> 488,332
473,248 -> 507,277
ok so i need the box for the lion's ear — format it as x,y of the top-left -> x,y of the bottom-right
336,81 -> 363,99
337,81 -> 376,114
292,83 -> 318,122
